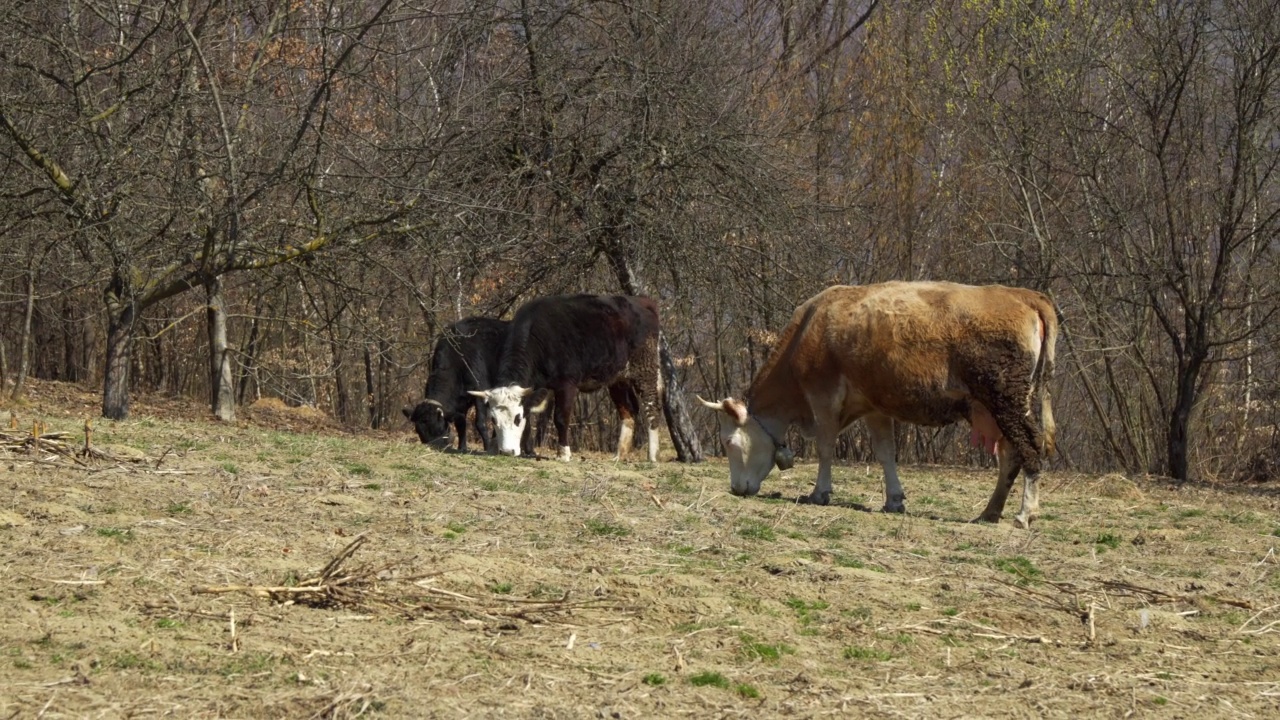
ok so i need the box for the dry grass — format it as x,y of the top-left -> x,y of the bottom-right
2,380 -> 1279,718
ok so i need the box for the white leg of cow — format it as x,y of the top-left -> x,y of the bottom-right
558,445 -> 572,462
614,417 -> 635,462
1014,471 -> 1040,529
647,427 -> 659,463
866,414 -> 905,513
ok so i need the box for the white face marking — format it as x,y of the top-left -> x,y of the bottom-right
471,385 -> 530,456
698,397 -> 774,496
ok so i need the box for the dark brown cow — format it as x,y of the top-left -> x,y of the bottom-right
700,281 -> 1058,528
470,294 -> 664,462
402,317 -> 507,451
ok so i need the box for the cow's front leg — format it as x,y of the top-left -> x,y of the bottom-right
553,385 -> 577,462
804,428 -> 837,505
454,415 -> 469,453
865,414 -> 905,513
474,401 -> 493,453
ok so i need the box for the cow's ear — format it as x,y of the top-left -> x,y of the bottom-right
721,398 -> 749,426
527,389 -> 551,415
696,396 -> 749,427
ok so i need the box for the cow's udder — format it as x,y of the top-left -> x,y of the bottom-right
968,400 -> 1002,455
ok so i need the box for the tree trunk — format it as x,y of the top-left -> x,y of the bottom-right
102,299 -> 137,420
1167,354 -> 1205,483
603,244 -> 704,462
659,334 -> 704,462
206,278 -> 236,421
10,269 -> 36,400
237,291 -> 264,407
364,343 -> 377,429
0,335 -> 8,394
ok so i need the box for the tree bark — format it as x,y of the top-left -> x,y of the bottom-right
206,277 -> 236,421
102,299 -> 137,420
364,343 -> 377,429
9,268 -> 35,400
238,292 -> 263,407
659,335 -> 704,462
1167,353 -> 1206,483
604,244 -> 704,462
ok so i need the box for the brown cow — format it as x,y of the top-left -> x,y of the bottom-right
699,281 -> 1058,528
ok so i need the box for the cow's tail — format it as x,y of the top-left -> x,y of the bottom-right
1031,296 -> 1059,456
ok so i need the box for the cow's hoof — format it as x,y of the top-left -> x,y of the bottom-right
883,494 -> 906,513
1013,514 -> 1034,529
801,492 -> 831,506
971,513 -> 1001,524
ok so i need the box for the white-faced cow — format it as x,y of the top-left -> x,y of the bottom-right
470,294 -> 663,463
402,317 -> 508,452
699,281 -> 1058,528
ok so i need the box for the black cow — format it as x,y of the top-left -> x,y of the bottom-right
470,294 -> 663,462
402,317 -> 508,452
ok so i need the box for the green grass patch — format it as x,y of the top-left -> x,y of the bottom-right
689,671 -> 730,689
736,683 -> 760,698
740,634 -> 794,662
1095,532 -> 1122,551
585,518 -> 631,537
785,597 -> 829,626
993,556 -> 1042,585
345,462 -> 373,476
737,520 -> 776,541
96,527 -> 133,543
491,582 -> 513,594
843,645 -> 892,661
642,673 -> 666,686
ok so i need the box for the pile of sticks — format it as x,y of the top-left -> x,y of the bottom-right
1,416 -> 146,464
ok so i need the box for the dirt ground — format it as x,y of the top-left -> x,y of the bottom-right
2,379 -> 1278,719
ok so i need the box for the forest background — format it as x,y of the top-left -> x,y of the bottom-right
1,0 -> 1277,483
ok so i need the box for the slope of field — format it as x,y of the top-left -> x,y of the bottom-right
2,381 -> 1278,718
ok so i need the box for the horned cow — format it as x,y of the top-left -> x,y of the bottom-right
700,281 -> 1058,528
403,317 -> 508,452
470,294 -> 664,463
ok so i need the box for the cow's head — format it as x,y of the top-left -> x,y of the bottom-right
468,386 -> 550,456
697,396 -> 793,497
403,400 -> 450,448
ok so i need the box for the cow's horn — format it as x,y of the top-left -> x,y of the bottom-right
774,446 -> 795,471
425,399 -> 444,408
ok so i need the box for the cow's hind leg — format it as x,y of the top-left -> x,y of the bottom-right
553,385 -> 578,462
608,383 -> 637,461
980,398 -> 1043,528
627,335 -> 663,463
975,442 -> 1021,524
866,414 -> 905,513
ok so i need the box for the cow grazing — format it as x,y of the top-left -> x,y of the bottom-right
402,317 -> 508,452
470,294 -> 664,463
699,281 -> 1058,528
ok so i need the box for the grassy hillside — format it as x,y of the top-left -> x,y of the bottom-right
2,381 -> 1278,718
